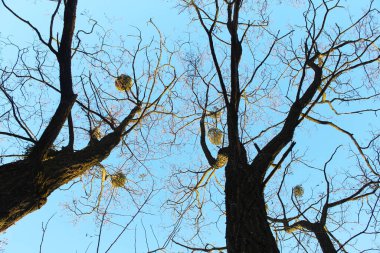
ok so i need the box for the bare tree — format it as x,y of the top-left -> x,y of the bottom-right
0,0 -> 176,235
167,0 -> 380,252
1,0 -> 380,252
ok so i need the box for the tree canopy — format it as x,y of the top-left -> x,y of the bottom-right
1,0 -> 380,252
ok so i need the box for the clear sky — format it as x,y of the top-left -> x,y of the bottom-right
1,0 -> 379,252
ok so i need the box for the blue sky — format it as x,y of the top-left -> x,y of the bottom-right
1,0 -> 380,252
0,1 -> 190,252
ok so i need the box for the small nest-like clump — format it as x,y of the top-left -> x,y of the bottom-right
90,126 -> 102,140
293,185 -> 304,198
215,149 -> 228,168
111,172 -> 127,188
208,128 -> 223,145
115,74 -> 133,92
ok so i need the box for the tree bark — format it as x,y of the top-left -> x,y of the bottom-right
225,160 -> 279,253
313,227 -> 336,253
0,106 -> 140,232
224,64 -> 322,253
29,0 -> 78,161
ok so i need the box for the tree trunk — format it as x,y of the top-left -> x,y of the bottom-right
314,227 -> 336,253
0,157 -> 92,232
0,106 -> 139,232
225,162 -> 279,253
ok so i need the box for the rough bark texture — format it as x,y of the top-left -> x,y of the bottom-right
223,48 -> 322,253
0,106 -> 140,232
0,0 -> 147,235
225,160 -> 280,253
0,0 -> 87,232
223,1 -> 282,251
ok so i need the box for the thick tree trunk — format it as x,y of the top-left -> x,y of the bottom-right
0,157 -> 92,232
223,63 -> 322,252
0,106 -> 139,232
225,162 -> 279,253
